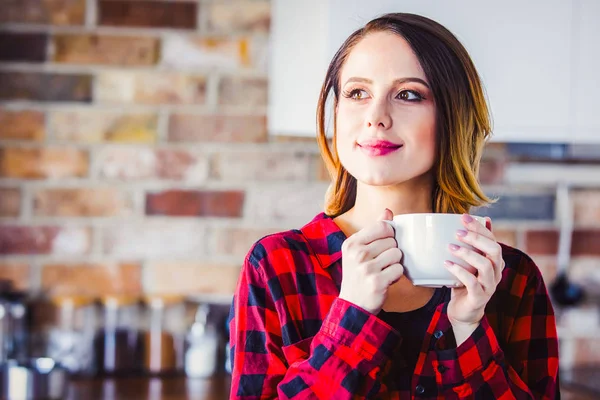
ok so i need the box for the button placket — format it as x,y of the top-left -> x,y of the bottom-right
415,384 -> 425,395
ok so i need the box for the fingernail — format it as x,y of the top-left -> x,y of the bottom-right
444,260 -> 454,267
462,214 -> 473,223
449,244 -> 460,251
456,229 -> 468,237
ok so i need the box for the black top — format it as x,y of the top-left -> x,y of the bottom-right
378,286 -> 451,389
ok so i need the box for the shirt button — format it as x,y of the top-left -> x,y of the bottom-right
438,364 -> 448,373
415,385 -> 425,395
433,330 -> 444,339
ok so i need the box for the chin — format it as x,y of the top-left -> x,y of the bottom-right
351,166 -> 433,188
354,171 -> 407,187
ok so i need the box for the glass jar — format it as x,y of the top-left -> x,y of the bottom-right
141,295 -> 186,376
93,295 -> 142,376
45,295 -> 97,376
184,303 -> 220,378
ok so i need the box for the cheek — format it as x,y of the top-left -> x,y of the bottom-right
406,108 -> 436,153
335,104 -> 361,142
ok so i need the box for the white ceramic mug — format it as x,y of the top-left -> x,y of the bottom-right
383,213 -> 486,288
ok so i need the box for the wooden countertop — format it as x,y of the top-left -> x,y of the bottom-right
65,370 -> 598,399
66,375 -> 231,400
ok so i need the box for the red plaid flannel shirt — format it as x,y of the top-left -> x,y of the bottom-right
229,213 -> 559,399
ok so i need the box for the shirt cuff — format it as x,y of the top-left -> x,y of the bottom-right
321,297 -> 401,368
432,311 -> 505,388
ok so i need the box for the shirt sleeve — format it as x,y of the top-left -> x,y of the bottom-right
229,253 -> 401,399
430,259 -> 559,399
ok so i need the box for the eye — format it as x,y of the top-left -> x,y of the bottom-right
397,90 -> 424,102
344,89 -> 369,100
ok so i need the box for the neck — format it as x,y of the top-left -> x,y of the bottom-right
336,174 -> 435,235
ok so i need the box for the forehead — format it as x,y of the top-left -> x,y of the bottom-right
340,31 -> 427,82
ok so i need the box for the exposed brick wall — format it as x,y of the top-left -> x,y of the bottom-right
1,0 -> 600,378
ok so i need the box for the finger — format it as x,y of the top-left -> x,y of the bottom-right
448,244 -> 495,291
370,247 -> 403,271
353,219 -> 394,245
444,260 -> 483,295
364,237 -> 399,259
380,263 -> 404,286
461,214 -> 495,241
456,228 -> 502,263
380,208 -> 393,221
495,259 -> 506,283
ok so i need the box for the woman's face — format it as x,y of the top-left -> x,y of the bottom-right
336,31 -> 437,187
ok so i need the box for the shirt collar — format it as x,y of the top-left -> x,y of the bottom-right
300,212 -> 346,269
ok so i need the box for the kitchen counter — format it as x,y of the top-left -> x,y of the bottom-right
65,370 -> 597,399
66,375 -> 231,400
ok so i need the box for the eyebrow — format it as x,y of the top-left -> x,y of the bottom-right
344,77 -> 430,88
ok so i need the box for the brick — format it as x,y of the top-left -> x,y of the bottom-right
316,158 -> 331,182
168,114 -> 267,143
0,33 -> 48,62
0,0 -> 86,25
0,72 -> 92,102
145,262 -> 240,295
0,147 -> 89,179
211,150 -> 313,181
0,262 -> 30,290
528,255 -> 557,285
526,230 -> 600,256
572,338 -> 600,367
0,109 -> 45,141
493,229 -> 517,248
0,188 -> 21,217
50,110 -> 158,143
207,1 -> 270,33
561,388 -> 598,400
97,147 -> 209,182
146,190 -> 245,218
42,263 -> 141,296
103,222 -> 206,258
219,76 -> 267,107
53,34 -> 159,66
211,227 -> 277,258
0,226 -> 91,255
478,157 -> 505,185
525,230 -> 559,255
98,0 -> 196,29
161,35 -> 268,72
482,142 -> 507,157
474,194 -> 555,221
33,188 -> 134,217
96,72 -> 206,105
573,190 -> 600,227
0,263 -> 30,291
569,257 -> 600,296
572,230 -> 600,256
245,183 -> 327,224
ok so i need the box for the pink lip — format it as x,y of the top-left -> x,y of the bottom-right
357,139 -> 403,156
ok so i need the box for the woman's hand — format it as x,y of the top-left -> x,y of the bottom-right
444,214 -> 505,345
338,209 -> 405,315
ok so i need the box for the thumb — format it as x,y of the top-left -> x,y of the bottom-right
378,208 -> 393,221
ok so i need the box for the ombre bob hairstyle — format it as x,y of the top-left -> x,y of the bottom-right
317,13 -> 495,217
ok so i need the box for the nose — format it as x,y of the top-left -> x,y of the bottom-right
366,99 -> 392,130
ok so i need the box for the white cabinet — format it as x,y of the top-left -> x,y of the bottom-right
573,0 -> 600,143
270,0 -> 600,143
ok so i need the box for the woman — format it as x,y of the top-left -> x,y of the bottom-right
229,13 -> 559,399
